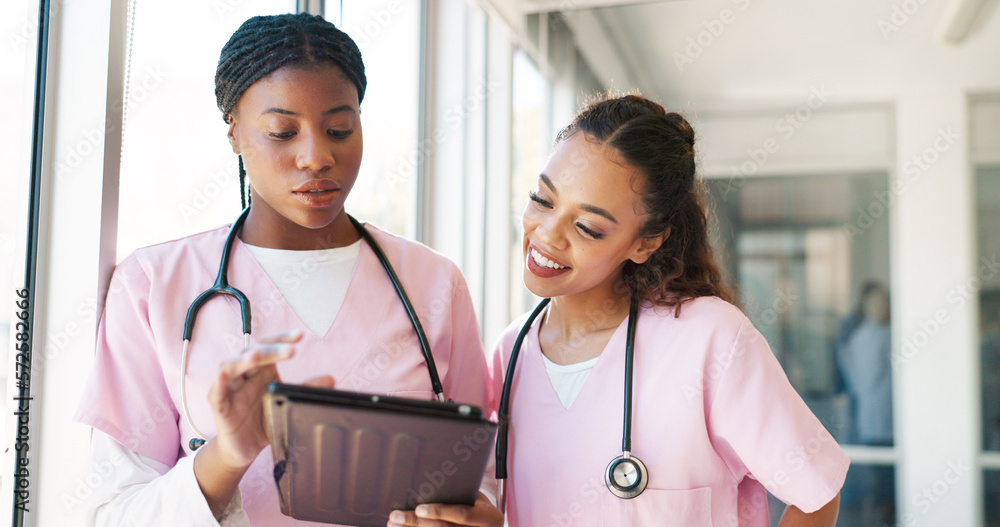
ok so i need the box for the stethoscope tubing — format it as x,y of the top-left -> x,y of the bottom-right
495,298 -> 550,479
623,296 -> 638,454
183,207 -> 252,341
496,295 -> 642,511
348,216 -> 444,400
181,208 -> 445,449
181,207 -> 252,448
495,298 -> 549,513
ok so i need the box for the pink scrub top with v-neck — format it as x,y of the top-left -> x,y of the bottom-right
75,221 -> 491,526
491,296 -> 848,527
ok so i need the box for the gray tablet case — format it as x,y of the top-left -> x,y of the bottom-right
263,382 -> 497,526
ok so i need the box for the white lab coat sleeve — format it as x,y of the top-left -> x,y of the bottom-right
479,443 -> 498,507
85,430 -> 249,527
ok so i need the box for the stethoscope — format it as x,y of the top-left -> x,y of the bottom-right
181,206 -> 445,451
495,295 -> 647,512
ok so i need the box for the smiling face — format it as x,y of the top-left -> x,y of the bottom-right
227,64 -> 363,249
521,132 -> 664,303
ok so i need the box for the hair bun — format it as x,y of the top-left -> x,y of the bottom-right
664,112 -> 695,148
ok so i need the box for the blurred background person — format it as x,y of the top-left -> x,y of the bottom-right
836,281 -> 894,523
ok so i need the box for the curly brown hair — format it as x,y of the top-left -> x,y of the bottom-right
555,93 -> 736,314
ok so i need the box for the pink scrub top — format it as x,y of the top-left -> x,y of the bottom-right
75,222 -> 491,526
491,296 -> 848,527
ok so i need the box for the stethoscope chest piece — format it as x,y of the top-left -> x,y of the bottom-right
605,453 -> 648,499
496,295 -> 649,509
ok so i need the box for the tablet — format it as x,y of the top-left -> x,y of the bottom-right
263,382 -> 497,526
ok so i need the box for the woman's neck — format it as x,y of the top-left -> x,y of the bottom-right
239,206 -> 360,250
546,280 -> 631,343
539,280 -> 631,365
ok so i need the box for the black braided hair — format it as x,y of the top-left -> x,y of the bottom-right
238,155 -> 248,209
215,12 -> 367,208
216,12 -> 366,121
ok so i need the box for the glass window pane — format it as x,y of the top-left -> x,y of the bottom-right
980,166 -> 1000,452
767,464 -> 896,526
832,463 -> 896,526
333,1 -> 420,237
987,469 -> 1000,526
0,0 -> 36,441
117,2 -> 296,259
708,173 -> 893,448
709,173 -> 895,526
509,50 -> 549,318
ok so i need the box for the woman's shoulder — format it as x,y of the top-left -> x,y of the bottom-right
126,225 -> 230,267
104,226 -> 231,299
500,309 -> 537,337
489,309 -> 538,356
493,296 -> 749,354
646,295 -> 746,325
640,295 -> 750,342
112,227 -> 233,293
362,222 -> 461,274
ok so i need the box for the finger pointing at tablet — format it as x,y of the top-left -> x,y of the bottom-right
195,329 -> 309,518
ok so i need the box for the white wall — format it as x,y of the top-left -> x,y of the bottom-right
895,90 -> 979,526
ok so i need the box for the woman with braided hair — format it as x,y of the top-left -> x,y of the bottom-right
393,94 -> 847,526
75,13 -> 498,526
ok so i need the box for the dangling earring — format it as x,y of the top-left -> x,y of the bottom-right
238,155 -> 251,209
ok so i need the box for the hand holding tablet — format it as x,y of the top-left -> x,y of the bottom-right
263,382 -> 497,527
